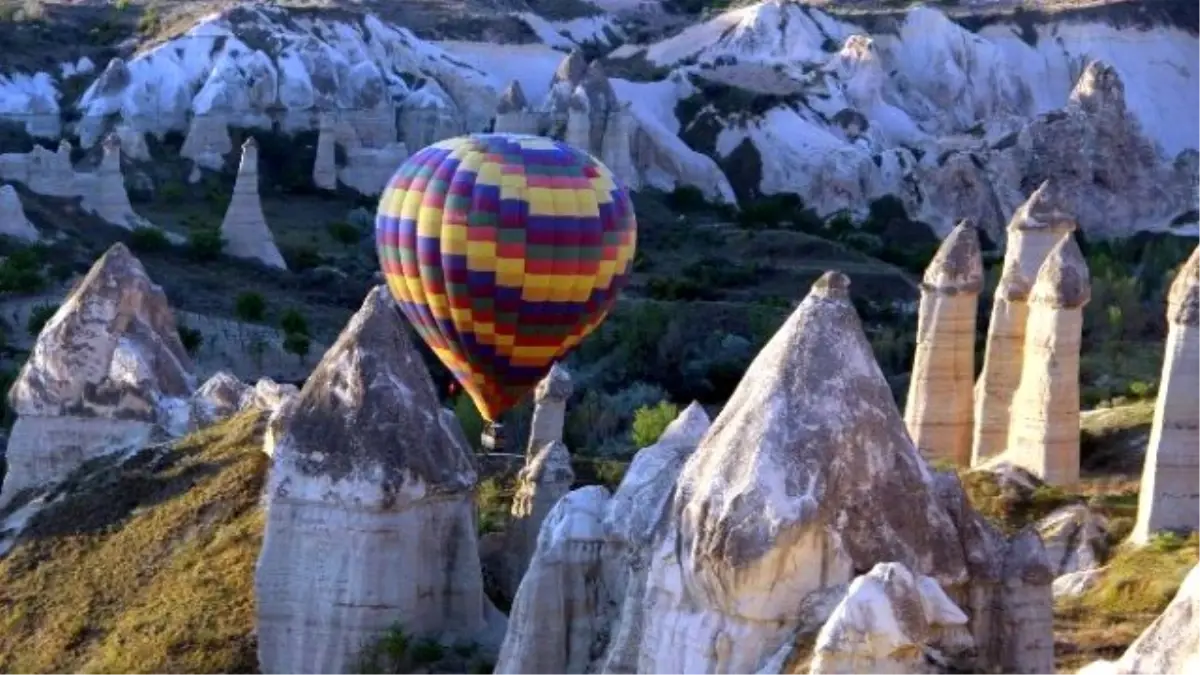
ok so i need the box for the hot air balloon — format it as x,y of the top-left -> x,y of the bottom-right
375,133 -> 637,440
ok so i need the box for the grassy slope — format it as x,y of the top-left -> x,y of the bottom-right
0,411 -> 267,674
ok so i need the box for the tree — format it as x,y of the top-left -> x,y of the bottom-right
630,400 -> 679,449
234,292 -> 267,322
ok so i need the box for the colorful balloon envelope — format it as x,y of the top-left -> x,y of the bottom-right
375,133 -> 638,422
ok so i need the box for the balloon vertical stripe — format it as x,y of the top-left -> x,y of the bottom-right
376,134 -> 637,421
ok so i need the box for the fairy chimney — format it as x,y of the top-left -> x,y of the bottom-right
494,80 -> 540,135
566,86 -> 592,154
312,112 -> 337,191
1130,247 -> 1199,544
1005,235 -> 1090,487
0,184 -> 38,241
905,220 -> 983,467
220,138 -> 288,270
972,182 -> 1076,465
527,364 -> 572,455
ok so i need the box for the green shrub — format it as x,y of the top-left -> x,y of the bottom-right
631,400 -> 679,448
283,244 -> 322,271
326,220 -> 361,245
454,392 -> 484,450
26,303 -> 59,337
186,228 -> 224,262
0,367 -> 16,428
282,332 -> 310,359
0,252 -> 44,294
158,181 -> 185,203
1127,380 -> 1154,399
234,292 -> 266,322
666,185 -> 708,212
279,308 -> 309,337
128,226 -> 170,253
177,325 -> 203,355
410,639 -> 445,665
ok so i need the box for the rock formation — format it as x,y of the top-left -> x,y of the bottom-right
219,138 -> 288,270
0,244 -> 195,509
255,286 -> 502,674
312,113 -> 338,191
0,185 -> 38,242
242,376 -> 299,416
527,363 -> 571,454
566,86 -> 592,154
506,440 -> 575,597
115,123 -> 150,162
0,142 -> 74,198
495,486 -> 612,675
904,219 -> 983,467
180,113 -> 234,173
189,371 -> 251,430
337,142 -> 410,197
78,134 -> 150,230
1036,504 -> 1109,578
1079,564 -> 1199,675
1005,235 -> 1090,487
641,270 -> 968,673
973,181 -> 1077,466
174,309 -> 326,385
809,562 -> 970,674
492,274 -> 1053,674
494,80 -> 540,135
1131,246 -> 1200,544
602,102 -> 640,190
598,401 -> 711,675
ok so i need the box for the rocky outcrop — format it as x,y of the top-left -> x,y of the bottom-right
598,401 -> 711,675
494,80 -> 541,136
255,286 -> 502,674
495,486 -> 612,675
1036,504 -> 1109,578
0,244 -> 195,509
1080,564 -> 1199,675
77,134 -> 150,230
809,562 -> 970,674
181,113 -> 233,173
904,220 -> 983,467
1131,246 -> 1200,544
972,181 -> 1076,466
175,309 -> 325,385
0,185 -> 38,242
337,142 -> 410,197
188,371 -> 251,430
566,86 -> 592,154
507,440 -> 575,598
601,102 -> 640,190
312,113 -> 338,191
641,271 -> 969,673
528,364 -> 572,454
242,376 -> 298,417
1005,235 -> 1090,487
219,138 -> 287,270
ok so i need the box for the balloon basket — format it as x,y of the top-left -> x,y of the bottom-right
481,422 -> 505,454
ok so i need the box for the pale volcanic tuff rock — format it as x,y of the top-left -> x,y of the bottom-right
1131,246 -> 1200,544
809,562 -> 970,674
188,370 -> 251,431
76,134 -> 152,230
1035,504 -> 1109,578
180,113 -> 234,173
0,142 -> 74,198
219,138 -> 288,270
905,220 -> 983,467
1080,564 -> 1200,675
506,440 -> 575,598
312,112 -> 338,191
494,80 -> 541,136
639,271 -> 969,674
0,244 -> 196,509
527,363 -> 572,454
0,185 -> 38,242
495,486 -> 613,675
255,286 -> 503,674
1004,235 -> 1091,487
972,181 -> 1076,466
597,401 -> 711,675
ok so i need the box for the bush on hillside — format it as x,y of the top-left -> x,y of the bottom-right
630,400 -> 679,449
177,324 -> 203,356
233,292 -> 266,323
279,308 -> 309,337
327,220 -> 360,246
127,227 -> 170,253
282,244 -> 322,271
186,228 -> 224,262
282,332 -> 310,360
26,303 -> 58,337
0,251 -> 45,294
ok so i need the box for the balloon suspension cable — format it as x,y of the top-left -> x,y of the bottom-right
481,421 -> 505,455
